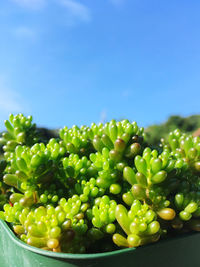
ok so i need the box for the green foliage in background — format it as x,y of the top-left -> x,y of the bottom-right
145,115 -> 200,147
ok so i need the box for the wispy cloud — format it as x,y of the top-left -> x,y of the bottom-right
14,26 -> 36,40
0,76 -> 29,120
122,89 -> 132,98
11,0 -> 46,10
59,0 -> 91,22
100,109 -> 107,123
110,0 -> 125,6
11,0 -> 91,24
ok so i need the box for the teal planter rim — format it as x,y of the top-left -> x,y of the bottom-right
0,219 -> 135,259
0,219 -> 199,260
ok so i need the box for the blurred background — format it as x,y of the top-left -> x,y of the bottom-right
0,0 -> 199,137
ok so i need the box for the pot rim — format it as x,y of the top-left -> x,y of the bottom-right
0,219 -> 198,260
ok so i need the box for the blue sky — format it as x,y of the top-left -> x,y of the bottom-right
0,0 -> 199,130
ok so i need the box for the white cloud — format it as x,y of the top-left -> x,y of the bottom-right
11,0 -> 91,24
0,77 -> 28,118
100,109 -> 107,123
14,26 -> 36,40
59,0 -> 91,22
122,89 -> 132,97
110,0 -> 125,6
11,0 -> 46,9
